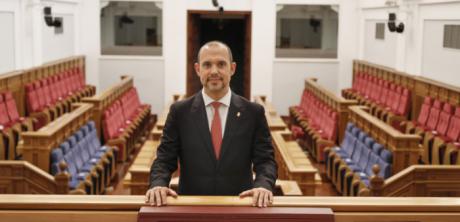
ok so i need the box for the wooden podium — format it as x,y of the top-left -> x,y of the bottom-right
138,206 -> 334,222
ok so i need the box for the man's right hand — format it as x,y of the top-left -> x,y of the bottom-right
145,186 -> 178,206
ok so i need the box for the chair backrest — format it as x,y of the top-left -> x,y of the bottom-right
50,148 -> 64,175
34,81 -> 46,109
426,100 -> 443,130
389,86 -> 403,112
417,96 -> 433,126
445,107 -> 460,142
4,91 -> 21,123
25,84 -> 40,113
0,96 -> 11,127
378,81 -> 390,105
396,88 -> 411,115
385,83 -> 397,107
372,143 -> 384,156
435,103 -> 453,136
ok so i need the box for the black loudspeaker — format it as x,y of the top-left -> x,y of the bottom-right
388,13 -> 404,33
44,7 -> 62,28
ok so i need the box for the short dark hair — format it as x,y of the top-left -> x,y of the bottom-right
197,41 -> 233,63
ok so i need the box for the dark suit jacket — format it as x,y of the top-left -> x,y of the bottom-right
149,91 -> 277,195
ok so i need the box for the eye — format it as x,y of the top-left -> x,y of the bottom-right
202,62 -> 210,68
218,61 -> 226,68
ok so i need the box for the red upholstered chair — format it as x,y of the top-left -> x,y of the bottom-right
0,96 -> 16,160
423,103 -> 453,164
403,96 -> 433,134
25,83 -> 50,129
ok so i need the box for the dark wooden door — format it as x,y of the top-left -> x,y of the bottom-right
186,11 -> 251,99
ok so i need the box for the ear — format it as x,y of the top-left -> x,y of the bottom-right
194,62 -> 200,76
230,62 -> 236,76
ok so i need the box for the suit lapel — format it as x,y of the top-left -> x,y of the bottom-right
191,92 -> 217,166
218,93 -> 245,163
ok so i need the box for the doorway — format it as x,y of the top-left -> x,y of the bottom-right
186,11 -> 252,99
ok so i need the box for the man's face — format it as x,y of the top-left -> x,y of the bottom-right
194,46 -> 236,93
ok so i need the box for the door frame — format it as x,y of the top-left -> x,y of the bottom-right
186,10 -> 252,99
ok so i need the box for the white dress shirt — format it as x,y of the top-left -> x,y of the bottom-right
202,89 -> 231,137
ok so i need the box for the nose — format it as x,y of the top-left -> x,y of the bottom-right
210,64 -> 219,74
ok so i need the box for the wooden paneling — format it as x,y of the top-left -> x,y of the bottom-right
351,60 -> 460,121
369,165 -> 460,197
0,161 -> 69,194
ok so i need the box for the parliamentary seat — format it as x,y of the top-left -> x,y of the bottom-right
422,103 -> 453,164
430,107 -> 460,165
0,91 -> 34,160
327,123 -> 393,196
102,87 -> 151,162
25,68 -> 95,130
50,121 -> 115,194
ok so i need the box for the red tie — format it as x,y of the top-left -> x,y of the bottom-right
211,102 -> 222,159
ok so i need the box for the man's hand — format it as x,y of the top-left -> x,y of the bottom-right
239,187 -> 273,208
145,186 -> 178,206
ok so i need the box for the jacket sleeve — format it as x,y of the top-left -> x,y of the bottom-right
149,104 -> 180,188
252,105 -> 278,191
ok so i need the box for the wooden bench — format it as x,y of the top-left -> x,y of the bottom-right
271,131 -> 319,195
253,95 -> 287,131
150,94 -> 184,140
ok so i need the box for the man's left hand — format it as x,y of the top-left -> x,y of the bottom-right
239,187 -> 273,208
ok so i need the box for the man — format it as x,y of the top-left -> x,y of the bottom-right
145,41 -> 277,208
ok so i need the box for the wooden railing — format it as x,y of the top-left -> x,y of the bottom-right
1,195 -> 460,222
0,56 -> 87,116
253,95 -> 287,131
368,165 -> 460,197
150,94 -> 185,140
0,161 -> 69,194
305,78 -> 357,143
271,131 -> 318,195
352,60 -> 416,93
81,76 -> 134,139
348,106 -> 421,174
19,103 -> 94,173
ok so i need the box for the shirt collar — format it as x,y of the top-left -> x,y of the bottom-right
202,88 -> 231,107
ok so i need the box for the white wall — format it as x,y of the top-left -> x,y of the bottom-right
99,56 -> 164,114
0,12 -> 16,73
94,0 -> 357,115
0,0 -> 80,70
422,20 -> 460,86
272,60 -> 339,115
42,14 -> 75,63
359,0 -> 460,86
363,20 -> 397,68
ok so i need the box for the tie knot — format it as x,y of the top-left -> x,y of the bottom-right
211,101 -> 221,109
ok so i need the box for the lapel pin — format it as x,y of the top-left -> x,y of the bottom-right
237,112 -> 241,118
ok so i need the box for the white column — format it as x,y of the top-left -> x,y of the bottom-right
163,0 -> 187,102
252,0 -> 276,100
